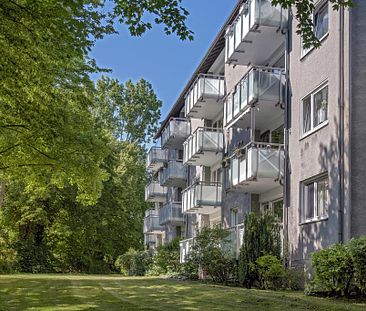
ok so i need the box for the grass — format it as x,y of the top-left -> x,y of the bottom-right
0,275 -> 365,311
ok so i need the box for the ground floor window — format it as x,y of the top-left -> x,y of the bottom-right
261,199 -> 283,224
301,173 -> 329,222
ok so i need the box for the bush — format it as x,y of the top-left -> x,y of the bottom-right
187,227 -> 237,284
148,238 -> 181,276
348,237 -> 366,296
310,243 -> 354,297
256,255 -> 285,290
115,248 -> 153,276
0,237 -> 17,273
239,212 -> 281,288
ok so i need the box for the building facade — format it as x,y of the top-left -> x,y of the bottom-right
143,0 -> 366,269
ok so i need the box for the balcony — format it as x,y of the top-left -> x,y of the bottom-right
180,238 -> 194,263
144,234 -> 158,246
145,181 -> 167,202
224,67 -> 285,129
159,202 -> 184,225
225,142 -> 284,193
182,182 -> 222,214
161,118 -> 190,149
146,147 -> 168,171
183,127 -> 224,166
143,210 -> 164,234
160,160 -> 187,188
225,0 -> 287,66
185,74 -> 225,119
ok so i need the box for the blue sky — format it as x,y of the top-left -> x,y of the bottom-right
90,0 -> 238,121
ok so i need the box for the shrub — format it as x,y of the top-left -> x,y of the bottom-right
348,237 -> 366,296
115,248 -> 153,276
256,255 -> 285,290
0,237 -> 17,273
239,212 -> 281,288
310,243 -> 353,297
148,238 -> 181,276
187,227 -> 237,284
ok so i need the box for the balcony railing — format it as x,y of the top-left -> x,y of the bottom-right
180,238 -> 194,263
159,201 -> 184,225
145,181 -> 167,202
185,74 -> 225,119
225,142 -> 284,193
161,118 -> 190,149
182,182 -> 222,214
183,127 -> 224,166
224,67 -> 285,128
146,147 -> 168,171
144,210 -> 164,234
144,234 -> 157,245
225,0 -> 287,65
160,161 -> 187,187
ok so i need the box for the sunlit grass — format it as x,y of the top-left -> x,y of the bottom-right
0,274 -> 365,310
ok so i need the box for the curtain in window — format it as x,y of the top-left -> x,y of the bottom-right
315,4 -> 329,40
303,96 -> 311,133
314,86 -> 328,127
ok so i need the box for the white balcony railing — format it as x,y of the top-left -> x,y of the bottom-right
182,182 -> 222,215
145,181 -> 167,202
224,67 -> 285,127
160,161 -> 187,187
180,238 -> 195,263
225,142 -> 284,193
143,210 -> 164,234
185,74 -> 225,119
183,127 -> 224,167
146,147 -> 168,171
225,0 -> 287,65
161,118 -> 190,149
159,202 -> 184,225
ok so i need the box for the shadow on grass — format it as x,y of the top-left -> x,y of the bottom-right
0,275 -> 365,311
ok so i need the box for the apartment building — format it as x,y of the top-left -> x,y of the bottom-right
144,0 -> 366,269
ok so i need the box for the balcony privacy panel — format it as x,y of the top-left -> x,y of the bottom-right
185,74 -> 225,118
160,161 -> 187,187
161,118 -> 190,148
224,67 -> 285,126
146,147 -> 168,170
144,211 -> 164,233
180,238 -> 194,263
159,202 -> 183,225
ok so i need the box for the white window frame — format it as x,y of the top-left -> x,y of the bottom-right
300,1 -> 329,58
300,83 -> 329,138
300,173 -> 329,224
230,208 -> 239,227
260,198 -> 284,225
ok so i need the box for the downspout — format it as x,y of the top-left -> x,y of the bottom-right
338,7 -> 345,244
283,10 -> 290,268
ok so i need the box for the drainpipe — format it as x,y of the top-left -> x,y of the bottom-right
338,7 -> 345,244
283,10 -> 290,268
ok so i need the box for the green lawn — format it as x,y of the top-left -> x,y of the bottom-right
0,275 -> 365,311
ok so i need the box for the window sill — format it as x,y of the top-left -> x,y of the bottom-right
299,216 -> 328,226
300,120 -> 329,141
300,32 -> 329,60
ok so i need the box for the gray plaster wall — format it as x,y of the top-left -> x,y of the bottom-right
287,6 -> 344,266
350,1 -> 366,238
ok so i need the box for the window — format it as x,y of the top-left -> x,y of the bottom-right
231,208 -> 239,226
302,85 -> 328,135
261,199 -> 284,224
314,3 -> 329,40
301,2 -> 329,57
301,174 -> 329,222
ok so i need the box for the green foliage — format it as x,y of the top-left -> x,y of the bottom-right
187,227 -> 237,283
239,212 -> 281,288
310,243 -> 354,297
148,238 -> 181,276
256,255 -> 286,290
0,233 -> 17,273
272,0 -> 354,49
348,237 -> 366,296
115,248 -> 153,276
